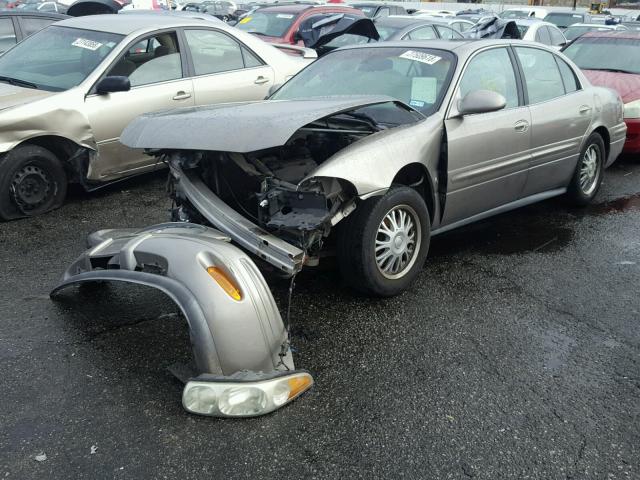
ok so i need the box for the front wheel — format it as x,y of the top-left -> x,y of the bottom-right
0,145 -> 67,220
567,132 -> 605,206
337,186 -> 430,297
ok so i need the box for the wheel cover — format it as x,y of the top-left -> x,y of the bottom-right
10,164 -> 53,213
579,144 -> 600,196
374,204 -> 422,280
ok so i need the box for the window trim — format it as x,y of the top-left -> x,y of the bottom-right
88,28 -> 188,96
446,45 -> 525,119
181,27 -> 267,79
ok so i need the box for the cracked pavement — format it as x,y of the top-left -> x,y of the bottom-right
0,157 -> 639,479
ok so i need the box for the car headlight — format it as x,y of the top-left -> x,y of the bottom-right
182,371 -> 313,417
624,99 -> 640,119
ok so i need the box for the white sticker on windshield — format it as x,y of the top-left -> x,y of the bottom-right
399,50 -> 441,65
411,77 -> 437,105
276,13 -> 294,18
72,38 -> 103,51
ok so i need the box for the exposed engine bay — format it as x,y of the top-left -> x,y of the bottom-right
164,104 -> 420,262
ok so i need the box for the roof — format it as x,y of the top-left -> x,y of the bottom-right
0,11 -> 68,19
374,16 -> 435,28
581,29 -> 640,39
55,12 -> 219,35
258,4 -> 355,13
514,18 -> 545,26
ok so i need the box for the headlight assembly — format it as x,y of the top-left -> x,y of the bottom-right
182,371 -> 313,417
624,99 -> 640,119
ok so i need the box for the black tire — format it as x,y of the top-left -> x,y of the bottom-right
337,186 -> 430,297
0,145 -> 67,221
567,132 -> 605,206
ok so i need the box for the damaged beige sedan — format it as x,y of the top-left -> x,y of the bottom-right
0,13 -> 313,220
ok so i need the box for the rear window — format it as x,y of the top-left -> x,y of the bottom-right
236,11 -> 297,38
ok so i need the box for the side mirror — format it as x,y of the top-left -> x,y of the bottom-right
266,83 -> 283,99
96,76 -> 131,95
457,90 -> 506,116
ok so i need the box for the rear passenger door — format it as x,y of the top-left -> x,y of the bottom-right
514,47 -> 593,195
182,28 -> 274,106
443,47 -> 531,224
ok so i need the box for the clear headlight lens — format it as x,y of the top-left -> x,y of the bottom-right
182,371 -> 313,417
624,99 -> 640,119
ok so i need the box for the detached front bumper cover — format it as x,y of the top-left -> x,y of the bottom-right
51,222 -> 312,417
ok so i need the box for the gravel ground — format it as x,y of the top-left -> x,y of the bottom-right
0,157 -> 638,479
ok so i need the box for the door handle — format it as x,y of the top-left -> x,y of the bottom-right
579,105 -> 592,115
173,91 -> 191,100
514,120 -> 529,132
254,76 -> 269,85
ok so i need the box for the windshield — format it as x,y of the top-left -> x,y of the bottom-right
545,13 -> 584,28
563,36 -> 640,74
0,26 -> 123,92
236,11 -> 297,37
272,46 -> 456,116
375,24 -> 401,40
563,26 -> 600,40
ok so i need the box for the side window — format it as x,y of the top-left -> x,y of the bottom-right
459,47 -> 519,109
184,29 -> 245,75
0,18 -> 16,53
406,26 -> 437,40
241,47 -> 263,68
377,7 -> 390,18
515,47 -> 565,103
549,26 -> 566,46
556,57 -> 579,93
21,17 -> 55,37
107,32 -> 182,87
435,25 -> 462,39
534,26 -> 551,44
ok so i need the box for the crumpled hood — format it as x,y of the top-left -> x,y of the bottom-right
582,69 -> 640,104
0,83 -> 56,112
120,96 -> 395,153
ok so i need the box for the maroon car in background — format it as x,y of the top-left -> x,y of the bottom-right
235,3 -> 364,45
563,31 -> 640,154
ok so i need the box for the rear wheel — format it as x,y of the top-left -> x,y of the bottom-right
337,186 -> 430,297
0,145 -> 67,220
567,132 -> 605,206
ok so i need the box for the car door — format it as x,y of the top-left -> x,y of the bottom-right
183,28 -> 274,106
442,46 -> 531,225
514,46 -> 593,196
84,30 -> 195,181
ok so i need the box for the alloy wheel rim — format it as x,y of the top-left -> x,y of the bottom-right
579,145 -> 600,196
375,204 -> 422,280
10,164 -> 52,212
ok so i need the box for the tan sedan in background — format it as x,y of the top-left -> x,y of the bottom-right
0,13 -> 314,220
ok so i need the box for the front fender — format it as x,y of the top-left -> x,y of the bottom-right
51,223 -> 294,376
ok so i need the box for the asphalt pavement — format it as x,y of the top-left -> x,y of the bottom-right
1,157 -> 639,479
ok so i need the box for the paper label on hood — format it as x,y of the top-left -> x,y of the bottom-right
399,50 -> 441,65
72,38 -> 103,51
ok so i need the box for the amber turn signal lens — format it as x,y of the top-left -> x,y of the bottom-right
287,375 -> 313,400
207,266 -> 242,301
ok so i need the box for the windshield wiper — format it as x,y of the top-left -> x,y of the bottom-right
586,67 -> 637,74
0,76 -> 39,89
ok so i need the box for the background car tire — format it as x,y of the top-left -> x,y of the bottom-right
567,132 -> 605,206
0,145 -> 67,221
337,186 -> 430,297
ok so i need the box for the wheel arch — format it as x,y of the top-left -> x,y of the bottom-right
390,162 -> 436,225
592,125 -> 610,159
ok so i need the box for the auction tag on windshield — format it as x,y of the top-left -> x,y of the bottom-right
239,16 -> 252,23
72,38 -> 103,51
277,13 -> 294,18
411,77 -> 437,104
400,50 -> 441,65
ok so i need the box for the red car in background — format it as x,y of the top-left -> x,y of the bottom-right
235,3 -> 364,45
563,31 -> 640,154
